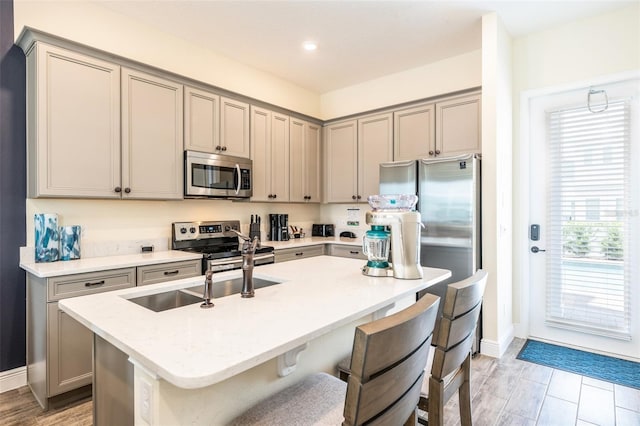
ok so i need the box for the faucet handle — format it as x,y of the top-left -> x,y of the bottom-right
230,229 -> 251,242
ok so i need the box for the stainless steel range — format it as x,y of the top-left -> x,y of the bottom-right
172,220 -> 274,273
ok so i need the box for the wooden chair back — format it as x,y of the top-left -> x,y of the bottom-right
431,270 -> 487,380
343,293 -> 440,426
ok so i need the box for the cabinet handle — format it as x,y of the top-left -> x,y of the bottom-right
272,194 -> 277,199
350,251 -> 359,255
357,195 -> 362,200
216,146 -> 221,151
221,146 -> 227,151
295,252 -> 304,256
428,151 -> 434,156
352,195 -> 357,200
124,187 -> 131,194
435,150 -> 441,155
163,270 -> 180,276
114,187 -> 122,193
85,280 -> 105,287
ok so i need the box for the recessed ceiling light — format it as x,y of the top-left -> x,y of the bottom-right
303,41 -> 317,51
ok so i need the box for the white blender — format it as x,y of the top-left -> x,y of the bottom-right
362,194 -> 423,279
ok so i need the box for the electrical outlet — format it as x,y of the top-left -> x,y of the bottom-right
140,378 -> 152,423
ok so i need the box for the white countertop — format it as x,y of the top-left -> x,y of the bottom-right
20,250 -> 203,278
60,256 -> 450,389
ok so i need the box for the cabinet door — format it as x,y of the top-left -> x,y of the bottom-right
184,86 -> 219,153
358,113 -> 393,201
290,119 -> 321,203
393,103 -> 435,161
250,106 -> 272,201
121,68 -> 183,200
29,43 -> 121,198
47,302 -> 92,396
324,120 -> 358,203
220,97 -> 250,158
289,118 -> 306,202
305,123 -> 322,202
435,93 -> 481,156
270,112 -> 290,201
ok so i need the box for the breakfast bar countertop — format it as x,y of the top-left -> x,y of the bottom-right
59,256 -> 451,390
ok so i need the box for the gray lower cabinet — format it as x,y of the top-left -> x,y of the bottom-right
27,268 -> 136,409
329,244 -> 367,260
27,259 -> 201,410
274,245 -> 325,263
136,260 -> 201,286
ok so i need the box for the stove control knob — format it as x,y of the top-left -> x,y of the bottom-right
189,227 -> 196,234
224,226 -> 230,231
180,227 -> 187,234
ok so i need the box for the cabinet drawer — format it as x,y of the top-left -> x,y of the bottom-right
136,260 -> 201,286
48,268 -> 135,301
329,244 -> 367,260
275,245 -> 325,263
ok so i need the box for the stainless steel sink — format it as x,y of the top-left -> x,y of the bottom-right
128,290 -> 203,312
184,276 -> 282,299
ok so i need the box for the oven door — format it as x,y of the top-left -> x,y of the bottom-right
205,253 -> 275,273
185,151 -> 252,198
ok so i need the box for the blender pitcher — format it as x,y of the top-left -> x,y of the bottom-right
362,225 -> 391,275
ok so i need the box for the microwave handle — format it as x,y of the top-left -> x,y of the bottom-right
235,164 -> 241,195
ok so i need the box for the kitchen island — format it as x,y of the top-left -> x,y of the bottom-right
60,256 -> 451,425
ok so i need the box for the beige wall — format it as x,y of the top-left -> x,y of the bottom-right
511,4 -> 640,335
480,13 -> 513,357
320,50 -> 482,120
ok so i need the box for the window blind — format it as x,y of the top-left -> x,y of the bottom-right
546,99 -> 631,339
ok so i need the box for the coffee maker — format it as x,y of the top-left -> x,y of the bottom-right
269,214 -> 289,241
362,195 -> 423,280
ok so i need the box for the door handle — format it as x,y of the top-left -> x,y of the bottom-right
531,246 -> 546,253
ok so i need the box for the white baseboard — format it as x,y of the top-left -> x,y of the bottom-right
480,324 -> 515,358
0,366 -> 27,393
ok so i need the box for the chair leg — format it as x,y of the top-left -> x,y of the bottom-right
428,376 -> 445,426
458,353 -> 472,426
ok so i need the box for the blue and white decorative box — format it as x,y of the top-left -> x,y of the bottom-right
59,225 -> 81,261
35,213 -> 59,262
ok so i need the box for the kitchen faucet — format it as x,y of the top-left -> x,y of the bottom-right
231,229 -> 260,298
201,269 -> 215,308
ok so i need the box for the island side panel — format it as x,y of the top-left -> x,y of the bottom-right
134,314 -> 374,425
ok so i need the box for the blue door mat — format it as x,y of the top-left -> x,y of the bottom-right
517,339 -> 640,390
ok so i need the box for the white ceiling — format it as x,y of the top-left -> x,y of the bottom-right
95,0 -> 635,94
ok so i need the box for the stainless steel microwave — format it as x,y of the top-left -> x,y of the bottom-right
185,151 -> 252,198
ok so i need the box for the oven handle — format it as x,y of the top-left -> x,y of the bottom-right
235,163 -> 241,195
207,253 -> 274,266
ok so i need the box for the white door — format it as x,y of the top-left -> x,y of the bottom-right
528,77 -> 640,360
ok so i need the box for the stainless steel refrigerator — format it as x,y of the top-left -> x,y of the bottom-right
379,153 -> 482,352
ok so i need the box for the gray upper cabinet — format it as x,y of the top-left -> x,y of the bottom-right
251,106 -> 290,202
394,92 -> 481,161
290,118 -> 321,203
24,41 -> 183,200
435,93 -> 482,156
220,96 -> 250,158
184,86 -> 220,153
324,113 -> 392,203
25,42 -> 121,198
121,68 -> 184,200
393,102 -> 436,161
358,112 -> 394,201
324,120 -> 358,203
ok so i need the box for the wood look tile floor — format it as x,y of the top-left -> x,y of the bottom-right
1,338 -> 639,425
